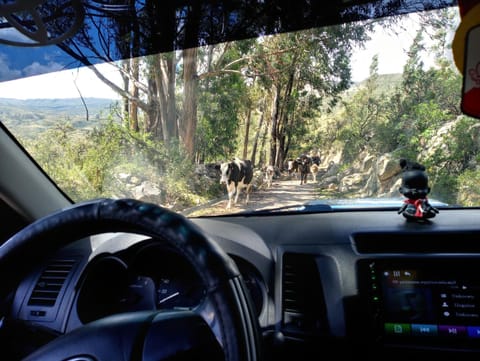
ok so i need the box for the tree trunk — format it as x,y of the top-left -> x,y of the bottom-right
121,60 -> 130,126
259,118 -> 269,167
129,56 -> 140,132
243,108 -> 252,159
144,77 -> 161,137
251,104 -> 265,166
180,2 -> 201,159
275,68 -> 295,168
182,47 -> 199,158
154,53 -> 177,143
269,85 -> 280,167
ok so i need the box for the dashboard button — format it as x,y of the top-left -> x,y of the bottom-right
411,324 -> 438,336
384,323 -> 411,335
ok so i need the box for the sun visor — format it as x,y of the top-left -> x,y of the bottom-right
0,0 -> 460,84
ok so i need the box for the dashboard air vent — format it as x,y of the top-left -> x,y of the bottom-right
282,253 -> 328,335
28,259 -> 77,307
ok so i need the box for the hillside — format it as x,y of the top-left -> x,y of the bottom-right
0,97 -> 119,139
351,73 -> 403,94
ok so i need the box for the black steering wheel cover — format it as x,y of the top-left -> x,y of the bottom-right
0,198 -> 261,361
0,198 -> 239,289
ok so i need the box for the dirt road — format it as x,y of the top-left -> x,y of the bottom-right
183,178 -> 319,217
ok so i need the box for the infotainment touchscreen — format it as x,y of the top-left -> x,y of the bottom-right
359,259 -> 480,347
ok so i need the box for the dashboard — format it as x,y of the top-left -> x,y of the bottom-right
8,207 -> 480,360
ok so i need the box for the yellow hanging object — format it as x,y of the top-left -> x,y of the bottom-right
452,2 -> 480,73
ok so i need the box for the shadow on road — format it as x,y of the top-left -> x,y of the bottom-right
184,178 -> 319,217
245,179 -> 318,211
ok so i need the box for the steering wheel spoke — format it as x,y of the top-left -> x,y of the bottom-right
23,310 -> 223,361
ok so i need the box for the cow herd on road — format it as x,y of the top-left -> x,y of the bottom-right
216,154 -> 325,209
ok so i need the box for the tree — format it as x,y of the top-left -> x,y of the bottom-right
195,42 -> 250,162
250,23 -> 370,168
339,54 -> 392,161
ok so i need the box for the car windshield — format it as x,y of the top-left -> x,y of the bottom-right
0,1 -> 471,217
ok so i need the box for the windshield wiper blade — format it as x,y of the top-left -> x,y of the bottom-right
236,198 -> 456,216
243,203 -> 333,215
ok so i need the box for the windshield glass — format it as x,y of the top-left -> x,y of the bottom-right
0,5 -> 471,217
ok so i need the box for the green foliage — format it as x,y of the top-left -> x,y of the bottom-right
23,123 -> 81,198
457,169 -> 480,206
196,45 -> 248,162
404,101 -> 450,155
312,11 -> 472,207
24,116 -> 214,210
428,168 -> 458,205
10,9 -> 480,209
369,24 -> 462,163
435,117 -> 480,172
338,55 -> 390,162
415,116 -> 480,205
82,121 -> 124,193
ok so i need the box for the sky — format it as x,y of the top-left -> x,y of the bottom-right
351,26 -> 421,83
0,62 -> 122,100
0,34 -> 416,100
0,13 -> 456,99
350,14 -> 449,83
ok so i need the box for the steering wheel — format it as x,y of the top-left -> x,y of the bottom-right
0,198 -> 261,361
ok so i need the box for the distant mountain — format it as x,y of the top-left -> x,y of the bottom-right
339,73 -> 402,103
0,97 -> 120,139
0,97 -> 118,116
353,73 -> 403,93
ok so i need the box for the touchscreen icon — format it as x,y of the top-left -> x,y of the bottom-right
412,324 -> 438,336
439,325 -> 467,337
467,326 -> 480,338
385,323 -> 411,335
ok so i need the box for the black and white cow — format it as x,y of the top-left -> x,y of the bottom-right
287,158 -> 299,175
218,158 -> 254,209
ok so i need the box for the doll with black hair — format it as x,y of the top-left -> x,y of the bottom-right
397,158 -> 439,220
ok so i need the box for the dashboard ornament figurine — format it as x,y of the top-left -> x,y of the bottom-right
397,158 -> 439,220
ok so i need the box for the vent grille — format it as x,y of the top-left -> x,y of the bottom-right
282,254 -> 307,314
282,253 -> 328,335
28,259 -> 76,307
